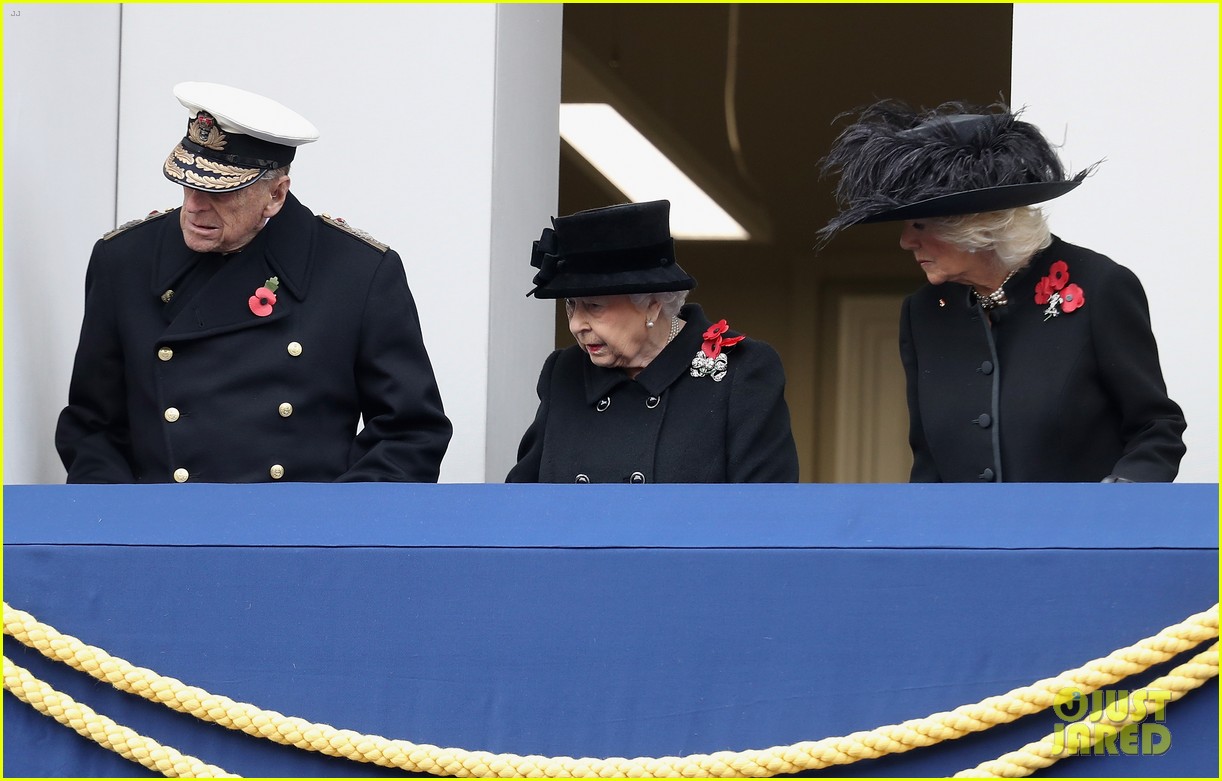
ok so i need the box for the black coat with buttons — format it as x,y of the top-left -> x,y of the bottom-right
900,236 -> 1185,483
507,304 -> 799,483
55,193 -> 452,483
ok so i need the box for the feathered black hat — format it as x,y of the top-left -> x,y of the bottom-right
817,100 -> 1093,244
526,200 -> 697,299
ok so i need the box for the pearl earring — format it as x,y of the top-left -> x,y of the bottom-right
646,319 -> 655,328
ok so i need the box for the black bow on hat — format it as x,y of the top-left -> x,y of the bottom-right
527,201 -> 697,299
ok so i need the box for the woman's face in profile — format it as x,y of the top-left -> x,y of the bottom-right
566,295 -> 658,373
899,220 -> 990,287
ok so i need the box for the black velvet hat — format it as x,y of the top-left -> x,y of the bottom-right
817,100 -> 1093,244
527,200 -> 697,299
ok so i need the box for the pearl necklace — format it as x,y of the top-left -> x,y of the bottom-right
973,268 -> 1019,310
667,316 -> 682,343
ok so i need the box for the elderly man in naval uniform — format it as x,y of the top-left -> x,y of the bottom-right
55,82 -> 452,483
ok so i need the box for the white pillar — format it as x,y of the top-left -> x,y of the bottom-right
1012,3 -> 1219,482
3,4 -> 562,484
3,4 -> 121,484
486,5 -> 564,481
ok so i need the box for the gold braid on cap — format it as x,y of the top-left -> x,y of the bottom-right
182,168 -> 263,190
164,155 -> 187,182
192,156 -> 262,178
165,143 -> 264,190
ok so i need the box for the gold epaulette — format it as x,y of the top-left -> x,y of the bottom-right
102,209 -> 174,240
318,213 -> 389,252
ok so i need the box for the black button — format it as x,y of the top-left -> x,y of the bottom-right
977,361 -> 994,375
575,474 -> 590,483
595,397 -> 611,412
646,396 -> 660,409
973,413 -> 992,428
978,468 -> 995,481
629,471 -> 646,484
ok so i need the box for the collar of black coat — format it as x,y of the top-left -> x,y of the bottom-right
946,235 -> 1063,312
581,303 -> 733,403
150,191 -> 316,302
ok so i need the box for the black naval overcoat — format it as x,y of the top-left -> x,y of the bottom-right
55,193 -> 452,483
507,304 -> 799,483
899,236 -> 1185,483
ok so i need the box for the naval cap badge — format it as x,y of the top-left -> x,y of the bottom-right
187,111 -> 227,151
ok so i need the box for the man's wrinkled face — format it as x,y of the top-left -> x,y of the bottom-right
179,174 -> 288,254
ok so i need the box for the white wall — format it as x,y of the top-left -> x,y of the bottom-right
3,4 -> 122,484
3,3 -> 560,484
486,5 -> 564,480
1012,3 -> 1219,483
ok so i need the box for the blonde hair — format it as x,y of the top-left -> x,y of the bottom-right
930,207 -> 1051,270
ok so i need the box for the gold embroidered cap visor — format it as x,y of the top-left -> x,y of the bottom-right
162,82 -> 319,193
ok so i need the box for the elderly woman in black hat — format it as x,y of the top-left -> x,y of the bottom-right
507,200 -> 799,483
819,100 -> 1185,483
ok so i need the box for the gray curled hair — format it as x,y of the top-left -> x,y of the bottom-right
259,164 -> 291,183
629,291 -> 689,320
927,207 -> 1052,271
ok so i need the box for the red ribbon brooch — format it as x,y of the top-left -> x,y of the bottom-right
690,319 -> 745,382
248,276 -> 280,317
1034,260 -> 1084,320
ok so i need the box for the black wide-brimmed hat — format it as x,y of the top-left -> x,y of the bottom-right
164,82 -> 319,193
817,100 -> 1093,244
527,200 -> 697,299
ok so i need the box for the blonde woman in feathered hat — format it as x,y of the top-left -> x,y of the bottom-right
507,200 -> 798,484
819,100 -> 1184,483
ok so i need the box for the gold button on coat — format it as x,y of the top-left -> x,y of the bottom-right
157,347 -> 174,361
164,407 -> 180,422
173,468 -> 189,483
287,341 -> 303,357
278,402 -> 293,417
269,464 -> 285,480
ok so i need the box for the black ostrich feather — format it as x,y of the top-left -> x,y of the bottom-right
816,100 -> 1090,244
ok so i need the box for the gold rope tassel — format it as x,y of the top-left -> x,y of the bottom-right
954,641 -> 1219,777
3,656 -> 238,777
3,602 -> 1217,778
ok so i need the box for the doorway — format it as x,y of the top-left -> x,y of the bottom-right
559,3 -> 1013,481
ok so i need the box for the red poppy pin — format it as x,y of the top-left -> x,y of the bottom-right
690,319 -> 746,382
1034,260 -> 1084,320
249,276 -> 280,317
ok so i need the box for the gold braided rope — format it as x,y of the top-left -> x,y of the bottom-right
3,656 -> 238,778
954,642 -> 1219,777
3,602 -> 1217,778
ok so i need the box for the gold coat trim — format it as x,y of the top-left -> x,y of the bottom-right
318,213 -> 389,252
102,209 -> 173,241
